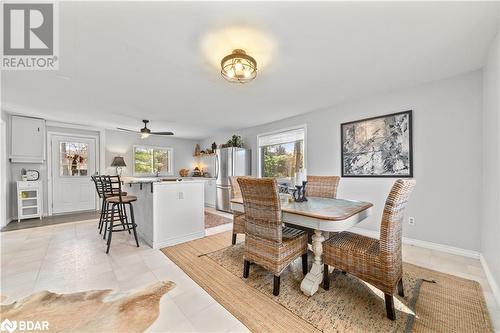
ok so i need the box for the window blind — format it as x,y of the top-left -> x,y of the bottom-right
258,127 -> 305,147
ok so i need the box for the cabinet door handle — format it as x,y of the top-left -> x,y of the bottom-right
37,128 -> 40,132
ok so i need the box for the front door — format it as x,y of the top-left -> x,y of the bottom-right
51,135 -> 97,214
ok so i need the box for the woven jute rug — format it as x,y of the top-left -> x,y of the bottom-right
204,244 -> 492,332
0,281 -> 175,332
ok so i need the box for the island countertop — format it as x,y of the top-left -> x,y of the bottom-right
122,177 -> 215,184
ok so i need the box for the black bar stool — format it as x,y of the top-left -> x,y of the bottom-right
91,175 -> 109,234
101,176 -> 130,239
91,175 -> 129,238
102,176 -> 139,254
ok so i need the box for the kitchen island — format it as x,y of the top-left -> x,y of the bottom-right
123,178 -> 205,249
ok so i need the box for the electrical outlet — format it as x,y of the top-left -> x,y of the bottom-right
408,217 -> 415,226
178,192 -> 184,200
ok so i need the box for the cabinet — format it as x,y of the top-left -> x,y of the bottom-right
10,116 -> 45,163
203,179 -> 216,208
17,181 -> 42,222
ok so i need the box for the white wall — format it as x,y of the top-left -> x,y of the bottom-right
0,111 -> 9,227
481,27 -> 500,298
202,71 -> 484,252
105,129 -> 198,177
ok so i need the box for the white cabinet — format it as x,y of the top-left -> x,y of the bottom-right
17,181 -> 42,222
203,179 -> 216,207
127,181 -> 205,249
10,116 -> 45,163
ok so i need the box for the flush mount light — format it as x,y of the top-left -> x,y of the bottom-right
221,49 -> 257,83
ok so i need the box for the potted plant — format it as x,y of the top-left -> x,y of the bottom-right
226,135 -> 243,148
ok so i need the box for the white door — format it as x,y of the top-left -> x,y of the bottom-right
51,135 -> 97,214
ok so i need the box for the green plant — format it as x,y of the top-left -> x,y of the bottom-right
226,134 -> 243,148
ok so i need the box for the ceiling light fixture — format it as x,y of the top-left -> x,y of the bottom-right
221,49 -> 257,83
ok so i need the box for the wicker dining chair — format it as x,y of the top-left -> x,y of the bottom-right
305,175 -> 341,199
229,176 -> 246,245
322,179 -> 416,320
288,175 -> 341,244
238,177 -> 309,296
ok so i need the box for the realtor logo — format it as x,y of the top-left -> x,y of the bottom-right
1,2 -> 59,70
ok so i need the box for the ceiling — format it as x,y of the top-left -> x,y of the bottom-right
2,1 -> 499,139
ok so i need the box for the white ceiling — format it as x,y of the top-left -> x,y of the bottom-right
2,1 -> 499,139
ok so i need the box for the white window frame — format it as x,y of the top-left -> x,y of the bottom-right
257,124 -> 307,182
133,145 -> 174,176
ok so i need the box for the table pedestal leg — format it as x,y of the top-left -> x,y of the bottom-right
300,229 -> 325,296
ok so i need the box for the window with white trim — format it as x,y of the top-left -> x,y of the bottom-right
133,146 -> 173,176
258,127 -> 306,181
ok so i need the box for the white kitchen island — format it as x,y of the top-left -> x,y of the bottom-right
124,178 -> 205,249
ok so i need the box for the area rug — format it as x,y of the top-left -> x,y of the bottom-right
205,210 -> 232,229
0,281 -> 175,332
203,244 -> 492,333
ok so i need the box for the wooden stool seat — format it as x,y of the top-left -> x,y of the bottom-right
104,191 -> 127,198
106,195 -> 137,204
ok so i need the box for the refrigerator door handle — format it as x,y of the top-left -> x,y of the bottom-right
215,154 -> 219,179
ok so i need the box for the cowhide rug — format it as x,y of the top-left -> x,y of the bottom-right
0,281 -> 175,332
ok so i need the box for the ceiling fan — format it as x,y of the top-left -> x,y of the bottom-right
117,120 -> 174,138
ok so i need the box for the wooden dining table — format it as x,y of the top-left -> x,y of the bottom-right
230,196 -> 373,296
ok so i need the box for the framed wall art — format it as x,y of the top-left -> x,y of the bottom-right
341,110 -> 413,177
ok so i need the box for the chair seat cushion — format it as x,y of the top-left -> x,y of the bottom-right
282,226 -> 307,242
106,195 -> 137,203
104,192 -> 127,197
324,231 -> 380,258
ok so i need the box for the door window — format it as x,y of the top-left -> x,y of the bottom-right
59,142 -> 89,176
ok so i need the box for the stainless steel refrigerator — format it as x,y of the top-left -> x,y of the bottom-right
216,147 -> 251,212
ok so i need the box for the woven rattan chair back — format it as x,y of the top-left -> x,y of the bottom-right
305,176 -> 340,198
237,177 -> 282,243
379,179 -> 416,267
229,176 -> 243,199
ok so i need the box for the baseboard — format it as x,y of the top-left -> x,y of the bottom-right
145,230 -> 207,249
205,223 -> 233,236
349,227 -> 481,259
479,254 -> 500,308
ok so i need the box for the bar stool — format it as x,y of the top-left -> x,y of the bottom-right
91,175 -> 107,232
102,176 -> 139,253
92,175 -> 129,238
102,176 -> 130,239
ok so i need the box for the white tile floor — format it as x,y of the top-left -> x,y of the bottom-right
1,219 -> 499,332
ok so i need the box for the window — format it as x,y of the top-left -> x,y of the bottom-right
133,146 -> 173,176
258,126 -> 306,181
60,142 -> 88,176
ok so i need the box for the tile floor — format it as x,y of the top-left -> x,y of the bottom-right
1,218 -> 499,332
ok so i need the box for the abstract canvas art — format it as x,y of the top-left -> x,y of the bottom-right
341,110 -> 413,177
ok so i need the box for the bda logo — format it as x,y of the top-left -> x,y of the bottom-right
0,319 -> 17,333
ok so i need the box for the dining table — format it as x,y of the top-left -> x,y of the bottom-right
230,196 -> 373,296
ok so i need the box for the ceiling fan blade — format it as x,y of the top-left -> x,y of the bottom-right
151,131 -> 174,136
117,127 -> 139,133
